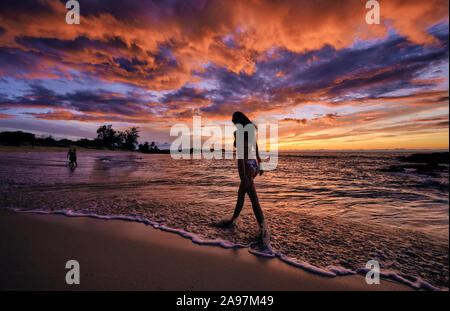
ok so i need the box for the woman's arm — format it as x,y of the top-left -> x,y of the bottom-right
255,143 -> 263,176
256,142 -> 261,162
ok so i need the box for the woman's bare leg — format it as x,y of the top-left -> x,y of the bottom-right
218,180 -> 246,227
246,177 -> 270,245
228,165 -> 265,228
246,178 -> 264,226
231,181 -> 246,221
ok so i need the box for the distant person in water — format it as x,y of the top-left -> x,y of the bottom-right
218,111 -> 270,246
67,147 -> 77,169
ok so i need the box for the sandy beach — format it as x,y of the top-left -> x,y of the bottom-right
0,210 -> 412,291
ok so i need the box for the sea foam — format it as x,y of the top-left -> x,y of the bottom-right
1,206 -> 442,291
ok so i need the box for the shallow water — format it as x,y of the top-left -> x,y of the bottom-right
0,151 -> 448,289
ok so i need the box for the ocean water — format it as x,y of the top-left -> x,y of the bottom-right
0,151 -> 448,289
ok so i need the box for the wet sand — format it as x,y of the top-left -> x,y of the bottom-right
0,210 -> 412,290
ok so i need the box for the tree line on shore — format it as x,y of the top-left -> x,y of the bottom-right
0,125 -> 169,154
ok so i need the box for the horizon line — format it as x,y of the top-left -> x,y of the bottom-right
0,129 -> 448,153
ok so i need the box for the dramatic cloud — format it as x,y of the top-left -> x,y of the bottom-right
0,0 -> 448,149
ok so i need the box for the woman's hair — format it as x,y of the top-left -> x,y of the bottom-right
232,111 -> 257,147
232,111 -> 254,127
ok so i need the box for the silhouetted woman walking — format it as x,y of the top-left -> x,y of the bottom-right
220,111 -> 270,246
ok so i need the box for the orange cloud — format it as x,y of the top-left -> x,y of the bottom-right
0,0 -> 447,90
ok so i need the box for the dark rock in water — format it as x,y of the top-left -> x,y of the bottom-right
413,163 -> 447,173
398,152 -> 449,164
379,152 -> 449,175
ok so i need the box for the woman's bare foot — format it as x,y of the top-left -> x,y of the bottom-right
259,221 -> 270,246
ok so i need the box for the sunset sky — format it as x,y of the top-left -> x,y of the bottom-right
0,0 -> 448,150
